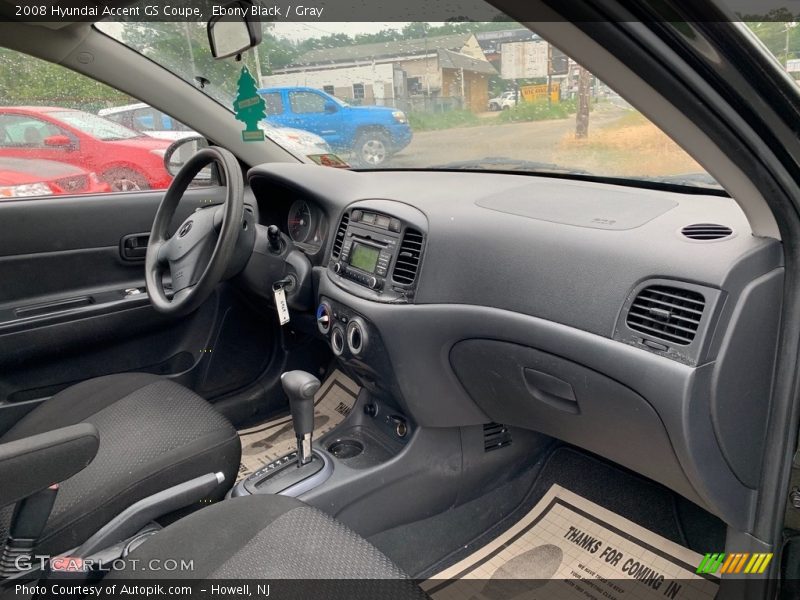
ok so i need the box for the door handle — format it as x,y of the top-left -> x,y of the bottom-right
120,233 -> 150,261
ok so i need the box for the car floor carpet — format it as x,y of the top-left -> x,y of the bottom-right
370,445 -> 726,579
235,369 -> 359,481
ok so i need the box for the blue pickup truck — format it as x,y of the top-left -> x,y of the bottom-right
258,87 -> 412,167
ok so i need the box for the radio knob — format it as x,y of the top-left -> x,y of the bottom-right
367,276 -> 379,290
333,262 -> 342,274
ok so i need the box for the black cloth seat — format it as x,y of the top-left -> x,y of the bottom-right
0,373 -> 241,555
109,494 -> 427,596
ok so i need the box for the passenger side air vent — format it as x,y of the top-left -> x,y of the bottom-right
392,228 -> 423,285
626,285 -> 705,345
681,223 -> 733,240
332,213 -> 349,258
483,422 -> 512,452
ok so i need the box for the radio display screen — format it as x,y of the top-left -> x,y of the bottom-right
349,243 -> 380,273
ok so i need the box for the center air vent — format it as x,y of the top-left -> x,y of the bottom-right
392,228 -> 423,285
332,212 -> 349,258
626,285 -> 705,345
483,422 -> 512,452
681,223 -> 733,240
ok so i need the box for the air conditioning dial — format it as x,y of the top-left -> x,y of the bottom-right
331,326 -> 345,356
316,302 -> 332,335
346,317 -> 368,356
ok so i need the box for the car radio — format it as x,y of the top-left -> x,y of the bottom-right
330,209 -> 402,292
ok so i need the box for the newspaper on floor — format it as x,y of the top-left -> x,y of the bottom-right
236,369 -> 359,481
424,484 -> 719,600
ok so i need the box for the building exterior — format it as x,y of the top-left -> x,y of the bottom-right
263,33 -> 498,113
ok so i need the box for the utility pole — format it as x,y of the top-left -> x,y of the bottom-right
575,65 -> 591,139
546,44 -> 552,106
786,22 -> 797,70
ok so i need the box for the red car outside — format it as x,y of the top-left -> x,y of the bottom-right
0,157 -> 110,198
0,107 -> 173,191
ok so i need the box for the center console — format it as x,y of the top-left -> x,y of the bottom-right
232,201 -> 428,514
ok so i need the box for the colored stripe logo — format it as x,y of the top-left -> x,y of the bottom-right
697,553 -> 773,574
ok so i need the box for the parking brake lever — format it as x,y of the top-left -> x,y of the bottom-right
0,484 -> 58,578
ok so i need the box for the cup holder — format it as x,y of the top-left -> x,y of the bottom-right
327,439 -> 364,460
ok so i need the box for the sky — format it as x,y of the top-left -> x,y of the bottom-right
271,22 -> 412,42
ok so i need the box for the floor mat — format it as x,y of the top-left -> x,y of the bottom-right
423,484 -> 719,600
236,370 -> 359,481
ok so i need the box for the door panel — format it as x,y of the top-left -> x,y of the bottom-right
0,187 -> 276,432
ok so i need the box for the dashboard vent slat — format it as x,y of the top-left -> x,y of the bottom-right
681,223 -> 733,240
392,228 -> 423,285
332,213 -> 349,258
626,285 -> 705,346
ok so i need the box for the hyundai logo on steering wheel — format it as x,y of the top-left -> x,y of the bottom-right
178,220 -> 193,237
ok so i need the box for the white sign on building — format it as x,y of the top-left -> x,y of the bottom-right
787,58 -> 800,73
500,40 -> 549,79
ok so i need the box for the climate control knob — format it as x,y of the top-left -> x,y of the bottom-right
366,276 -> 379,290
331,326 -> 345,356
333,262 -> 342,274
316,302 -> 332,335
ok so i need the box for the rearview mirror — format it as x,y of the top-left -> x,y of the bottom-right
43,135 -> 72,148
207,1 -> 262,59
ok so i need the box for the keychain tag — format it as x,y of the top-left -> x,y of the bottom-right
273,281 -> 290,326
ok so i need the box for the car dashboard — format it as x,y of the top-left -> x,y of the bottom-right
247,163 -> 783,534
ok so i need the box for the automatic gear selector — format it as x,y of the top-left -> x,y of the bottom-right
281,370 -> 320,466
230,370 -> 330,497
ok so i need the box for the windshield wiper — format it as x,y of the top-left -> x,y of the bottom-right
432,157 -> 592,175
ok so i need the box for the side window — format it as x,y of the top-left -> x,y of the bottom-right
262,92 -> 283,116
102,112 -> 128,127
0,48 -> 192,198
289,91 -> 327,114
0,115 -> 61,147
131,108 -> 158,132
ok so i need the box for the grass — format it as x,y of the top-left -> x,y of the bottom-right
407,110 -> 483,131
554,110 -> 702,176
496,99 -> 579,123
408,100 -> 579,132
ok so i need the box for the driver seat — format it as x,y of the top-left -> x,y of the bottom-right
0,372 -> 240,555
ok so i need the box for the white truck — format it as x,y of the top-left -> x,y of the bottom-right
488,91 -> 518,111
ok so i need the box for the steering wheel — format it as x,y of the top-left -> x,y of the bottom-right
145,146 -> 244,316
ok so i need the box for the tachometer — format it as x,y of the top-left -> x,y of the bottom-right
287,200 -> 315,244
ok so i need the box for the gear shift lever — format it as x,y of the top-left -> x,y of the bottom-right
281,371 -> 321,466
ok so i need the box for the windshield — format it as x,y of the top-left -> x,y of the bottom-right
93,17 -> 790,187
49,110 -> 141,141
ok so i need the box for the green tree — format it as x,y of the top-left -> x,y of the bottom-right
0,48 -> 132,111
745,13 -> 800,65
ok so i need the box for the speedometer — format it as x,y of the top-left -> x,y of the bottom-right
287,200 -> 315,244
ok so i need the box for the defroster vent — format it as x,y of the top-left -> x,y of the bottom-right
681,223 -> 733,241
392,228 -> 423,285
332,213 -> 349,258
626,285 -> 705,345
